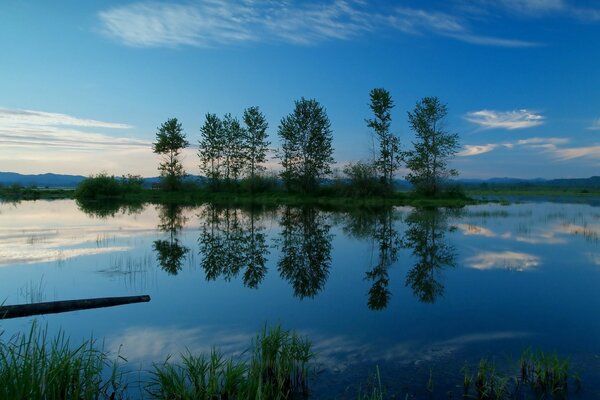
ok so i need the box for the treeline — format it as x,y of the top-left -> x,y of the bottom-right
78,89 -> 461,200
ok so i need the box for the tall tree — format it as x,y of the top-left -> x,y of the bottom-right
199,113 -> 224,187
366,88 -> 402,189
221,114 -> 245,182
153,118 -> 189,191
278,98 -> 334,193
242,106 -> 270,183
406,97 -> 459,196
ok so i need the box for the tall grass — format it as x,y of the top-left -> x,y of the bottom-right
147,324 -> 314,399
0,322 -> 124,400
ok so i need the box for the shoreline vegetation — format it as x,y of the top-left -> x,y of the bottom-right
2,181 -> 600,206
0,322 -> 582,400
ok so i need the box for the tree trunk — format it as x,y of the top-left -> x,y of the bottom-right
0,295 -> 151,319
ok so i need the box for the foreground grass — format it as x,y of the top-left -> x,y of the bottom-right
0,322 -> 586,399
0,322 -> 123,400
0,323 -> 313,400
148,325 -> 313,399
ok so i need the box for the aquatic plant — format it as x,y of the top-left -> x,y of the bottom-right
0,322 -> 124,400
147,324 -> 314,399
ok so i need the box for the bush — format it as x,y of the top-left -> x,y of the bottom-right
342,161 -> 389,196
74,173 -> 144,200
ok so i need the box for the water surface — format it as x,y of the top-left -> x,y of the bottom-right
1,199 -> 599,397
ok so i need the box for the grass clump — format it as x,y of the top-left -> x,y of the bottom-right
0,322 -> 124,400
148,324 -> 314,399
519,348 -> 571,396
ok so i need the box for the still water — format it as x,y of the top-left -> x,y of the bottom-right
0,199 -> 599,397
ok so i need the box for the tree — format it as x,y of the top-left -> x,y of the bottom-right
366,88 -> 402,190
153,118 -> 189,191
199,113 -> 224,187
406,97 -> 459,196
221,114 -> 245,182
278,98 -> 334,193
242,106 -> 270,183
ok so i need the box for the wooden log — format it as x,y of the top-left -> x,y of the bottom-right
0,295 -> 151,319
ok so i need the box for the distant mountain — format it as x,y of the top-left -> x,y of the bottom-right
456,176 -> 600,188
0,172 -> 206,188
3,171 -> 600,190
0,172 -> 86,188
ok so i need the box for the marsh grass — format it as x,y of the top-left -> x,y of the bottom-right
519,348 -> 570,396
459,350 -> 574,399
0,322 -> 125,400
147,324 -> 314,399
356,366 -> 384,400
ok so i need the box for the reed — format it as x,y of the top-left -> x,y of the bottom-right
0,322 -> 124,400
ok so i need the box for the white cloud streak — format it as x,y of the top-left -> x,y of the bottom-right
0,107 -> 132,129
587,118 -> 600,130
98,1 -> 537,48
0,106 -> 155,175
457,137 -> 567,157
465,109 -> 544,130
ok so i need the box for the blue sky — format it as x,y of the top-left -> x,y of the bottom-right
1,0 -> 599,178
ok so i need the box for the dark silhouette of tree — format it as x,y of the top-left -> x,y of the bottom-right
199,113 -> 224,187
406,97 -> 459,196
402,208 -> 456,303
242,106 -> 270,188
278,98 -> 334,194
222,113 -> 245,182
366,88 -> 402,190
153,204 -> 189,275
198,205 -> 269,288
277,206 -> 333,299
153,118 -> 189,191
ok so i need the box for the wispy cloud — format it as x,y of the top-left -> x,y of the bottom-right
465,109 -> 544,130
587,118 -> 600,130
98,1 -> 537,48
457,137 -> 566,157
0,106 -> 159,175
465,0 -> 600,21
0,107 -> 132,129
0,106 -> 145,151
553,145 -> 600,160
458,144 -> 501,156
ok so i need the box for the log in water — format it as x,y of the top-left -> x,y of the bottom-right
0,295 -> 151,319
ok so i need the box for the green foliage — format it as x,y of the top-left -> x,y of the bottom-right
153,118 -> 189,191
0,322 -> 124,400
342,161 -> 389,197
243,106 -> 270,184
278,97 -> 334,194
147,325 -> 314,400
74,172 -> 142,200
198,113 -> 225,186
222,113 -> 246,182
406,97 -> 459,196
366,88 -> 402,188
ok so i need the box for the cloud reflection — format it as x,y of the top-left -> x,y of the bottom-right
466,251 -> 540,271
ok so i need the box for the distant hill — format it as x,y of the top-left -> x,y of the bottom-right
0,172 -> 205,188
0,172 -> 86,188
456,176 -> 600,189
2,171 -> 600,190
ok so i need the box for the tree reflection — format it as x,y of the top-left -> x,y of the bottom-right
339,208 -> 402,310
365,209 -> 402,310
153,204 -> 189,275
402,208 -> 456,303
198,205 -> 270,288
76,199 -> 144,219
277,206 -> 332,299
